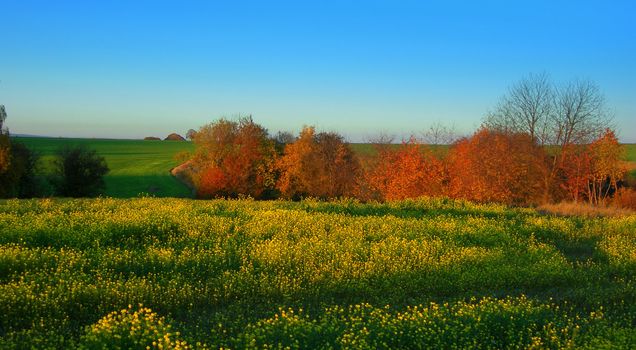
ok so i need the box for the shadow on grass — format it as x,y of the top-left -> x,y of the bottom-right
103,174 -> 193,198
520,219 -> 610,265
291,200 -> 522,221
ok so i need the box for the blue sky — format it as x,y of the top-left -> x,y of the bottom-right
1,0 -> 634,142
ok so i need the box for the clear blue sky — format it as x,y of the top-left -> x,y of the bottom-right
1,0 -> 634,142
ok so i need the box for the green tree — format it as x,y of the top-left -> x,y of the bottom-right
0,106 -> 43,198
53,145 -> 109,197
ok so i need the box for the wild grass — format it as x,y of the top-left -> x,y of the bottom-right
539,201 -> 635,218
0,197 -> 634,348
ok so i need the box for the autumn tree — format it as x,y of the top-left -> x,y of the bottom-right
558,144 -> 593,203
277,127 -> 360,199
366,138 -> 446,201
447,128 -> 547,205
587,129 -> 625,204
192,116 -> 277,199
559,129 -> 625,204
185,129 -> 197,141
485,74 -> 612,202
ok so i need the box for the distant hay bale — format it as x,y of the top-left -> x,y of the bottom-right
143,136 -> 161,141
164,133 -> 186,141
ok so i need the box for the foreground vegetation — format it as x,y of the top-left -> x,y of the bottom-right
0,197 -> 634,348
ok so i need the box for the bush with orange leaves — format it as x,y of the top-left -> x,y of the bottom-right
558,144 -> 593,203
366,138 -> 447,201
613,188 -> 636,210
447,128 -> 547,205
587,129 -> 625,204
277,127 -> 360,199
560,129 -> 626,205
192,117 -> 277,199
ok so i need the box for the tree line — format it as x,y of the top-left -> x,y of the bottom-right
184,75 -> 632,208
1,74 -> 632,206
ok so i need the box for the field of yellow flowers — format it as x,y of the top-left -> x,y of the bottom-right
0,197 -> 634,348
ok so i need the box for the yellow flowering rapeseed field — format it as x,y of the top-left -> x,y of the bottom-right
0,197 -> 634,348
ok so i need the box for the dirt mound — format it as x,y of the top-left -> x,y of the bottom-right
170,160 -> 196,196
144,136 -> 161,141
164,133 -> 186,141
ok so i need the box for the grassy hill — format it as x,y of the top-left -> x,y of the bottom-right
0,197 -> 634,348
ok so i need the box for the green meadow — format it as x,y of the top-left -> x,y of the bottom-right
0,197 -> 634,348
12,137 -> 195,198
625,144 -> 636,179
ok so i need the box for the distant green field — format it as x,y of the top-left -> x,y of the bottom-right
12,137 -> 195,198
625,144 -> 636,161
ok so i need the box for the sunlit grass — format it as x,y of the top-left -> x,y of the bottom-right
0,197 -> 634,348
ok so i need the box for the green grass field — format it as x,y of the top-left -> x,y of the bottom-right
626,144 -> 636,162
624,144 -> 636,179
0,197 -> 634,348
12,137 -> 195,198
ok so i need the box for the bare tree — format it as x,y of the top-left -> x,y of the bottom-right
366,132 -> 395,145
365,132 -> 396,156
486,74 -> 611,147
553,79 -> 611,148
274,131 -> 297,145
484,73 -> 554,146
420,121 -> 460,145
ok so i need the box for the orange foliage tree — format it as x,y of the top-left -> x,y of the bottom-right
558,145 -> 593,203
365,138 -> 446,201
587,129 -> 625,204
192,117 -> 277,199
559,129 -> 625,204
277,127 -> 360,199
447,128 -> 547,205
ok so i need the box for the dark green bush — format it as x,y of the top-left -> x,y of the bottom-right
0,140 -> 42,198
52,145 -> 109,197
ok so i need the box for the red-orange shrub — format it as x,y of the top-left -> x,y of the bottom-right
366,139 -> 446,201
587,129 -> 625,204
193,117 -> 277,199
559,129 -> 626,204
558,145 -> 593,203
277,127 -> 360,199
613,188 -> 636,210
447,128 -> 547,205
